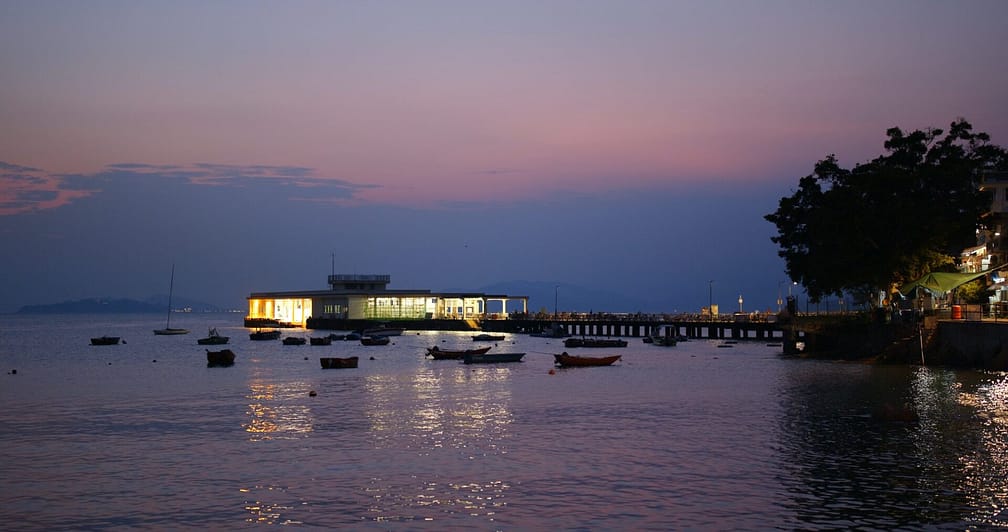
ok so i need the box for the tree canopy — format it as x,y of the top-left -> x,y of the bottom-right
765,119 -> 1007,305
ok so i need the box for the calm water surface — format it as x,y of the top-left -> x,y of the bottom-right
1,314 -> 1007,530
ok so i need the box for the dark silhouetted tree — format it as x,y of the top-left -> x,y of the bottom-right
765,119 -> 1007,306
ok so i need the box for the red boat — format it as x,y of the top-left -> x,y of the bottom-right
553,352 -> 621,367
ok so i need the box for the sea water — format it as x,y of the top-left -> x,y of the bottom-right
1,313 -> 1007,529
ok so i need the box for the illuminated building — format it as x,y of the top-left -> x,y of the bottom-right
246,274 -> 528,327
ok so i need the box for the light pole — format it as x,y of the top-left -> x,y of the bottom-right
777,281 -> 783,312
554,285 -> 559,319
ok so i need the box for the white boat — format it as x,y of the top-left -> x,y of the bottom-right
153,264 -> 190,335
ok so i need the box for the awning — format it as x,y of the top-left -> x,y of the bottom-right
900,270 -> 991,297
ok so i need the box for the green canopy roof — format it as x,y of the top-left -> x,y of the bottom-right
900,270 -> 990,296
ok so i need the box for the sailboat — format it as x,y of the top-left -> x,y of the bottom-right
153,264 -> 190,335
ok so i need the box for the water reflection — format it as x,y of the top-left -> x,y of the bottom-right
777,363 -> 1008,528
921,368 -> 1008,527
357,364 -> 516,523
243,380 -> 315,441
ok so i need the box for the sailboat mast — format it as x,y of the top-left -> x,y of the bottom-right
166,263 -> 175,327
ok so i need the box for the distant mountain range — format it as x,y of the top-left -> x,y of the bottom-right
472,280 -> 660,314
17,296 -> 230,314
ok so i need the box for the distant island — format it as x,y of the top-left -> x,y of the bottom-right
17,296 -> 232,314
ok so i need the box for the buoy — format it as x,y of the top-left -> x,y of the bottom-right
152,359 -> 157,363
548,369 -> 555,375
369,356 -> 375,360
309,390 -> 317,397
304,357 -> 308,360
9,369 -> 16,375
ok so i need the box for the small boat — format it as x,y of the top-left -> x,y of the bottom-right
462,352 -> 525,364
206,348 -> 236,367
649,335 -> 677,347
472,333 -> 505,341
153,264 -> 190,335
197,328 -> 229,345
310,336 -> 332,346
361,327 -> 405,337
553,352 -> 621,367
529,323 -> 570,338
563,338 -> 628,348
320,356 -> 359,369
327,333 -> 347,341
426,345 -> 492,360
250,329 -> 281,341
360,336 -> 390,346
343,332 -> 362,341
90,336 -> 120,346
282,336 -> 307,345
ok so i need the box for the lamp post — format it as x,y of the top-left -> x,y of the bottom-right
777,281 -> 783,312
554,285 -> 559,319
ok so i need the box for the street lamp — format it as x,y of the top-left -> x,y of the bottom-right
777,281 -> 783,312
554,285 -> 559,319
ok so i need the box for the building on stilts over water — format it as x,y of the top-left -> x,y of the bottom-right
246,273 -> 528,328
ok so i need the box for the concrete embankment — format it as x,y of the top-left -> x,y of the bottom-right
800,317 -> 1008,371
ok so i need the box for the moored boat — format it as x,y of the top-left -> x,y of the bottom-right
197,328 -> 229,345
648,335 -> 677,347
553,352 -> 621,367
426,345 -> 492,360
472,333 -> 505,341
206,348 -> 236,367
282,336 -> 307,345
250,329 -> 281,341
563,338 -> 628,348
361,327 -> 405,337
153,264 -> 190,335
360,336 -> 391,346
310,336 -> 332,346
90,336 -> 120,346
320,356 -> 359,369
462,352 -> 525,364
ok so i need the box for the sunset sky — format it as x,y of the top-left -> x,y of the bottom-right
2,1 -> 1007,313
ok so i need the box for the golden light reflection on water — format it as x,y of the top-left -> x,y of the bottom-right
240,485 -> 305,525
364,478 -> 511,523
912,368 -> 1008,526
243,380 -> 315,441
357,366 -> 516,523
362,367 -> 515,453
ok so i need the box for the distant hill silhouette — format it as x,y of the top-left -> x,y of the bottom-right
470,280 -> 658,314
17,296 -> 228,314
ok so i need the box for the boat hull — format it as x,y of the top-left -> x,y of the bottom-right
154,328 -> 190,335
563,338 -> 628,348
310,337 -> 332,346
360,336 -> 391,346
250,330 -> 281,341
197,336 -> 229,345
463,352 -> 525,364
320,356 -> 359,369
206,349 -> 236,367
90,336 -> 120,346
427,346 -> 492,360
554,353 -> 621,367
